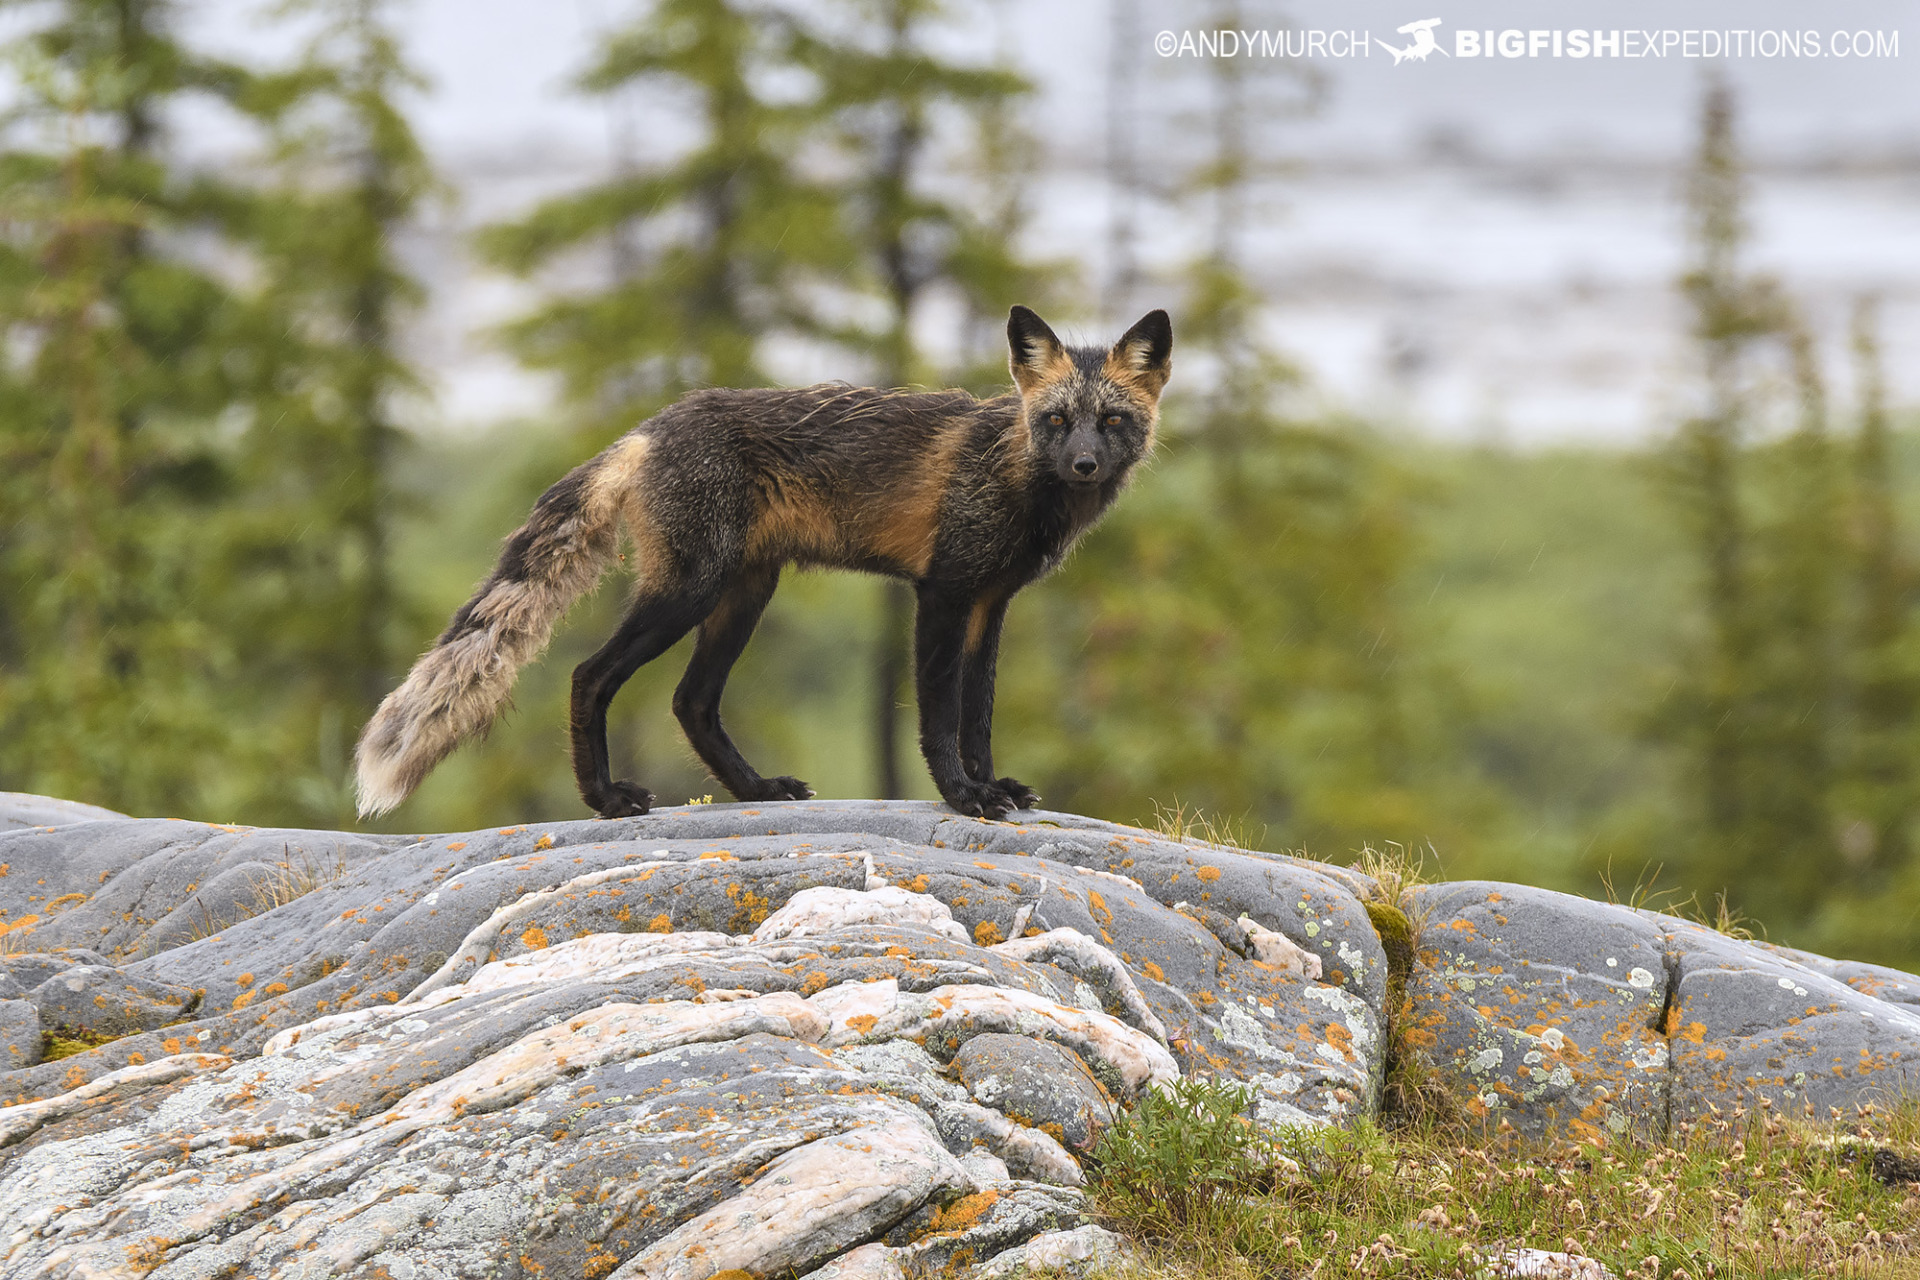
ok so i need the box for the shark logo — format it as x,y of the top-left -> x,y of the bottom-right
1381,17 -> 1449,64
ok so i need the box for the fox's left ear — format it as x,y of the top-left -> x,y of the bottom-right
1109,309 -> 1173,396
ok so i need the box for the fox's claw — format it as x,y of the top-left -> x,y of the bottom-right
752,775 -> 814,802
944,779 -> 1018,821
995,777 -> 1041,810
591,780 -> 654,818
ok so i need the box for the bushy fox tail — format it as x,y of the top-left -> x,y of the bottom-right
354,439 -> 645,818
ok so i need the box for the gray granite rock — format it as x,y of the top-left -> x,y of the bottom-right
1757,941 -> 1920,1009
4,791 -> 1918,1279
887,1181 -> 1089,1273
27,965 -> 199,1037
3,796 -> 1334,1278
1658,918 -> 1920,1121
0,792 -> 127,830
1407,880 -> 1920,1139
0,950 -> 111,992
0,1000 -> 38,1071
1407,882 -> 1671,1140
971,1224 -> 1132,1278
953,1033 -> 1115,1153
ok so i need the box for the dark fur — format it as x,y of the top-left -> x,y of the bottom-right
355,306 -> 1172,821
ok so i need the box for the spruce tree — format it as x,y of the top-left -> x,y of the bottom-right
0,0 -> 250,812
477,0 -> 848,433
1663,83 -> 1854,928
1838,297 -> 1917,885
1744,319 -> 1841,918
212,0 -> 433,823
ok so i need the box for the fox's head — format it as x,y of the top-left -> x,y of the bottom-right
1007,305 -> 1172,489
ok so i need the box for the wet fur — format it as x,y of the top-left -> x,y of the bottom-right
356,307 -> 1172,821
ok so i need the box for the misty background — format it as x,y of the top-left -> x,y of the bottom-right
202,0 -> 1920,441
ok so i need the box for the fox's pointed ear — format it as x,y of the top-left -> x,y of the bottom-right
1108,309 -> 1173,397
1007,305 -> 1068,394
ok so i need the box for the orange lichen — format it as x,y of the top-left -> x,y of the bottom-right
926,1189 -> 1001,1235
520,924 -> 551,950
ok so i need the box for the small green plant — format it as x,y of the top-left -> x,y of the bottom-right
1673,888 -> 1763,941
1092,1078 -> 1277,1241
1351,840 -> 1432,908
186,846 -> 349,943
40,1024 -> 123,1061
1597,860 -> 1767,942
1345,842 -> 1466,1137
1146,799 -> 1265,854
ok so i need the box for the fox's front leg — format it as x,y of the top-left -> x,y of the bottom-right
958,594 -> 1038,810
916,583 -> 1021,819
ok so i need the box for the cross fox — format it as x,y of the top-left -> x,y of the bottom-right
355,305 -> 1172,822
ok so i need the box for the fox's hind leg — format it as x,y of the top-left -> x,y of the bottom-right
570,587 -> 718,817
673,565 -> 813,803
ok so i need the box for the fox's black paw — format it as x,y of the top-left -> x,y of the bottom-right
590,780 -> 654,818
995,777 -> 1041,810
744,775 -> 814,802
942,779 -> 1018,821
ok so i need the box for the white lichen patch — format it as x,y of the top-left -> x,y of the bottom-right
1240,915 -> 1323,980
752,886 -> 968,945
1302,983 -> 1375,1053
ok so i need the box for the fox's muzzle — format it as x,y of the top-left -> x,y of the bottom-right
1059,425 -> 1107,484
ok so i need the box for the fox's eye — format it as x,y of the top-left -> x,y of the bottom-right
1047,412 -> 1065,426
1104,414 -> 1122,427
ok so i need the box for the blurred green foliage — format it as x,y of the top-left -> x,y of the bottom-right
0,0 -> 426,826
0,7 -> 1915,974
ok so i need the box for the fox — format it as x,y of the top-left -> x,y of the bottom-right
354,305 -> 1172,823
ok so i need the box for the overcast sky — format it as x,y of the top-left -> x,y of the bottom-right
349,0 -> 1920,166
170,0 -> 1920,440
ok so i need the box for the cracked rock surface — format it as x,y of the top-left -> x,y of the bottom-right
0,797 -> 1377,1278
1410,881 -> 1920,1139
2,794 -> 1917,1276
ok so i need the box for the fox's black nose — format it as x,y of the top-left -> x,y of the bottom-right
1073,455 -> 1099,477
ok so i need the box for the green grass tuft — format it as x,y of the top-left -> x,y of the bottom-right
1089,1097 -> 1920,1279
